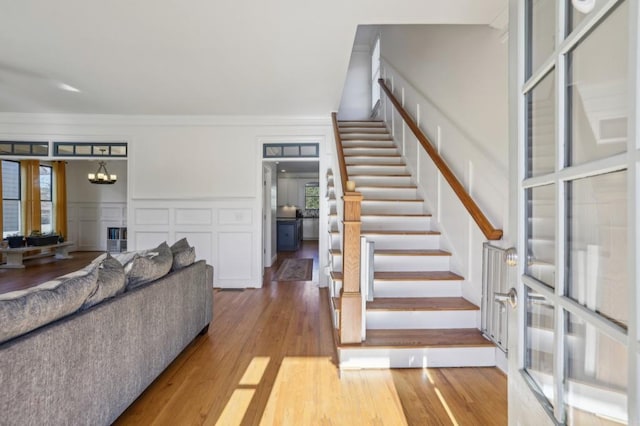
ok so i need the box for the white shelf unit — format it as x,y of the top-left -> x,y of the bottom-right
107,227 -> 127,253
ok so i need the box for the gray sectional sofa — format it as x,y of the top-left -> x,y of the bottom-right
0,241 -> 213,426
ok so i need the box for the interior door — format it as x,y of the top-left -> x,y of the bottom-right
508,0 -> 638,424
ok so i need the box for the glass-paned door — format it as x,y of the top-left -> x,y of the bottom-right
511,0 -> 638,424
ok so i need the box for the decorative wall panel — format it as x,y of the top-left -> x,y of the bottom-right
217,232 -> 252,280
175,208 -> 212,225
135,208 -> 169,225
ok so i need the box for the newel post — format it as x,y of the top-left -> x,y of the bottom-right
340,191 -> 363,344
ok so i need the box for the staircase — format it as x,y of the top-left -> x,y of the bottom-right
328,120 -> 495,369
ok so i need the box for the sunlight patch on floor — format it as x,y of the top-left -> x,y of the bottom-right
259,357 -> 408,425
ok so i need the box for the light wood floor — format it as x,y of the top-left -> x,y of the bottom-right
2,242 -> 508,425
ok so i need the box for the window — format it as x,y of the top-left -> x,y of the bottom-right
40,165 -> 52,234
304,183 -> 319,209
2,160 -> 21,238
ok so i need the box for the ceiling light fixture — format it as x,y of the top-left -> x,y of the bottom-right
88,149 -> 117,184
57,82 -> 81,93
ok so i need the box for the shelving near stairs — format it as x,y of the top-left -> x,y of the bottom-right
328,119 -> 495,368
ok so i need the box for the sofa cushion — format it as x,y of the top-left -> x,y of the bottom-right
126,242 -> 173,290
172,246 -> 196,271
81,254 -> 126,310
0,264 -> 99,344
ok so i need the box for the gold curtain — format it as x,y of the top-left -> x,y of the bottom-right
52,161 -> 67,238
21,160 -> 41,235
0,160 -> 3,238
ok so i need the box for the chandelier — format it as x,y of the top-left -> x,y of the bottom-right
88,149 -> 117,184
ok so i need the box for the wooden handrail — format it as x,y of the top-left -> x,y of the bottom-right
331,112 -> 349,192
378,79 -> 503,240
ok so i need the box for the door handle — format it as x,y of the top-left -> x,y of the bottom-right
495,288 -> 518,309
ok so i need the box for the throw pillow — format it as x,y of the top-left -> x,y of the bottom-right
170,238 -> 190,254
126,242 -> 173,290
0,264 -> 99,344
172,246 -> 196,271
81,254 -> 126,310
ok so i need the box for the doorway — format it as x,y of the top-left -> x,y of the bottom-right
262,159 -> 320,282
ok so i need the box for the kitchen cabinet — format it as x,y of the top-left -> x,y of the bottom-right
302,218 -> 319,240
277,178 -> 301,207
277,219 -> 302,251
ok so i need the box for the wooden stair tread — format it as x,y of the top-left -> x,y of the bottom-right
330,249 -> 450,257
330,270 -> 464,281
342,329 -> 494,349
329,213 -> 431,217
347,162 -> 405,166
344,154 -> 401,157
328,184 -> 418,189
348,173 -> 411,177
330,230 -> 439,235
367,297 -> 479,311
361,198 -> 424,203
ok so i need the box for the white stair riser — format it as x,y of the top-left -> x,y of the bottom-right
330,254 -> 450,272
345,156 -> 404,165
342,140 -> 398,149
340,123 -> 387,129
329,215 -> 431,231
374,280 -> 463,298
361,201 -> 424,215
347,164 -> 407,175
343,147 -> 398,156
341,134 -> 392,140
332,279 -> 463,298
366,310 -> 477,329
330,233 -> 440,250
355,187 -> 418,200
327,186 -> 419,201
350,175 -> 413,186
338,347 -> 496,369
361,216 -> 431,231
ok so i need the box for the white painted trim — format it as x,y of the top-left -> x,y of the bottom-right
0,113 -> 332,128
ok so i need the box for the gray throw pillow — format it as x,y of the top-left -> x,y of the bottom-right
0,265 -> 99,344
170,238 -> 190,254
126,242 -> 173,290
172,246 -> 196,271
81,254 -> 126,310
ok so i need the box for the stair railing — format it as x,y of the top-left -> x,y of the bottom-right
331,112 -> 364,344
378,79 -> 503,241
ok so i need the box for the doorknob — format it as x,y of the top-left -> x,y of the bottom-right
495,288 -> 518,309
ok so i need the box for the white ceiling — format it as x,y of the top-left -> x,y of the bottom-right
0,0 -> 506,116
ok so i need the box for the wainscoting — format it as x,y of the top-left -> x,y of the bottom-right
67,202 -> 127,251
129,198 -> 261,288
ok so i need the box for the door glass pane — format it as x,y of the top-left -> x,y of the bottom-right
525,287 -> 555,404
565,312 -> 627,425
567,171 -> 627,327
527,0 -> 556,78
567,0 -> 607,34
527,71 -> 556,177
567,1 -> 628,166
526,184 -> 556,287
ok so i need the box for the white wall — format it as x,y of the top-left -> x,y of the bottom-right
379,24 -> 509,307
381,24 -> 509,172
0,114 -> 332,288
337,47 -> 372,120
67,160 -> 127,203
